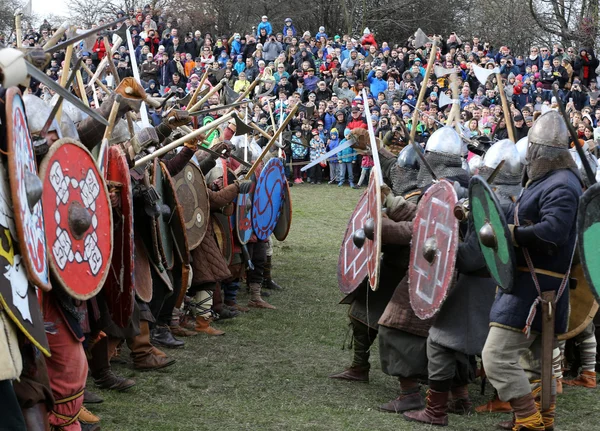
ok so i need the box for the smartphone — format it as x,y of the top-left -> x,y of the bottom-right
569,98 -> 573,103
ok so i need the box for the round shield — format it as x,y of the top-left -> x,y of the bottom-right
102,146 -> 134,328
5,87 -> 50,291
133,236 -> 153,302
39,139 -> 113,300
557,263 -> 599,341
469,175 -> 517,293
365,170 -> 382,291
153,159 -> 175,270
212,212 -> 233,265
337,191 -> 369,294
236,174 -> 255,245
0,151 -> 49,356
578,181 -> 600,302
409,180 -> 459,320
173,162 -> 209,250
252,158 -> 285,241
159,162 -> 189,266
273,179 -> 292,242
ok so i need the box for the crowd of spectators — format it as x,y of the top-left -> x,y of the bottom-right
9,6 -> 600,186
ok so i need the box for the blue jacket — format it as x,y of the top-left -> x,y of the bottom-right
490,169 -> 582,334
366,70 -> 387,97
282,24 -> 297,36
257,21 -> 273,36
337,140 -> 357,163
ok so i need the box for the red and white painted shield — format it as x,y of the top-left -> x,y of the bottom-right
409,180 -> 459,319
337,191 -> 369,294
39,139 -> 113,300
365,170 -> 382,291
6,88 -> 50,291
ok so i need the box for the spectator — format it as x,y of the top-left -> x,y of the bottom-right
256,15 -> 273,37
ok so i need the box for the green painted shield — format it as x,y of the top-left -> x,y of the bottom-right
578,182 -> 600,302
153,159 -> 175,270
469,175 -> 516,293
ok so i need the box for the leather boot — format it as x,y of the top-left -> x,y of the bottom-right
107,337 -> 124,363
562,370 -> 596,388
83,390 -> 104,404
225,300 -> 249,312
475,395 -> 513,413
22,403 -> 50,431
127,320 -> 176,371
329,366 -> 369,382
403,389 -> 450,426
194,316 -> 225,336
262,255 -> 283,290
169,324 -> 197,337
79,406 -> 100,425
80,424 -> 101,431
151,325 -> 185,349
505,393 -> 544,431
90,337 -> 136,391
447,385 -> 472,415
534,391 -> 556,431
248,283 -> 276,309
378,392 -> 425,413
212,283 -> 224,315
215,305 -> 240,320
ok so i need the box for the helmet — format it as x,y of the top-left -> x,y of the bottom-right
22,94 -> 61,138
396,144 -> 422,170
468,155 -> 483,174
59,110 -> 80,140
570,148 -> 598,186
483,139 -> 522,175
50,96 -> 89,124
528,110 -> 569,148
425,126 -> 462,156
515,136 -> 529,165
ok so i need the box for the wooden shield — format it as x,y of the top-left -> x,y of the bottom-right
557,263 -> 599,341
236,175 -> 255,245
212,212 -> 233,265
252,158 -> 285,241
153,159 -> 174,270
578,181 -> 600,302
133,236 -> 153,302
409,180 -> 459,320
469,175 -> 517,293
337,191 -> 369,295
273,179 -> 292,242
102,146 -> 134,328
159,162 -> 189,266
39,139 -> 113,300
0,152 -> 49,356
172,162 -> 209,250
5,88 -> 50,291
365,170 -> 382,291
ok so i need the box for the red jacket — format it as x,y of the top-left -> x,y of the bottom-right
347,118 -> 368,130
92,38 -> 107,61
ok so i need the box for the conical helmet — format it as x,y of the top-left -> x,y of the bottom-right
484,139 -> 522,175
528,110 -> 569,148
425,126 -> 462,156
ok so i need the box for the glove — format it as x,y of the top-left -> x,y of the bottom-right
165,109 -> 191,129
183,139 -> 198,151
384,193 -> 408,222
211,141 -> 232,159
236,179 -> 253,193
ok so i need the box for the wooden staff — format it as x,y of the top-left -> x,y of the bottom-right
188,69 -> 209,108
15,13 -> 22,48
75,70 -> 89,107
56,44 -> 74,124
188,79 -> 228,113
103,36 -> 135,137
98,95 -> 122,174
42,22 -> 69,50
496,74 -> 516,143
244,104 -> 299,179
86,36 -> 123,90
81,62 -> 110,93
410,38 -> 438,142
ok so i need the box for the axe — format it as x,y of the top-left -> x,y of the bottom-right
45,17 -> 127,55
188,69 -> 210,107
413,28 -> 432,49
472,64 -> 516,143
97,95 -> 122,174
410,32 -> 438,142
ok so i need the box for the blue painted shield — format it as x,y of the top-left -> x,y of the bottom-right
236,174 -> 256,245
252,158 -> 285,240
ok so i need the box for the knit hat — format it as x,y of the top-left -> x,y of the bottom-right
311,129 -> 319,135
330,128 -> 339,136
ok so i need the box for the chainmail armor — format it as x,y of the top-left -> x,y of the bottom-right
416,152 -> 470,188
390,164 -> 419,197
525,144 -> 579,184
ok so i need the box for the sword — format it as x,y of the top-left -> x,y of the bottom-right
45,17 -> 128,55
361,89 -> 384,184
552,87 -> 597,185
300,138 -> 354,172
125,28 -> 150,128
26,61 -> 109,126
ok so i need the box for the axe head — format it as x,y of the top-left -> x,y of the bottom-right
232,113 -> 253,136
414,28 -> 432,49
439,92 -> 454,108
222,85 -> 240,105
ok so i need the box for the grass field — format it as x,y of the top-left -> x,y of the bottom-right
90,185 -> 600,430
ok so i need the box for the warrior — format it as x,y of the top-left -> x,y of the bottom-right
404,139 -> 523,426
376,126 -> 470,414
481,111 -> 583,431
329,144 -> 421,383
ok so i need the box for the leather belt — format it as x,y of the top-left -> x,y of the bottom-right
517,267 -> 565,279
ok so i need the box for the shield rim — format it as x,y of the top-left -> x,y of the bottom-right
103,146 -> 135,328
557,263 -> 598,340
337,190 -> 369,294
408,180 -> 459,320
252,157 -> 285,241
173,162 -> 209,250
577,181 -> 600,303
366,170 -> 382,291
38,138 -> 113,300
469,175 -> 516,293
236,189 -> 254,245
213,212 -> 233,265
273,179 -> 292,242
160,161 -> 190,265
5,87 -> 51,292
